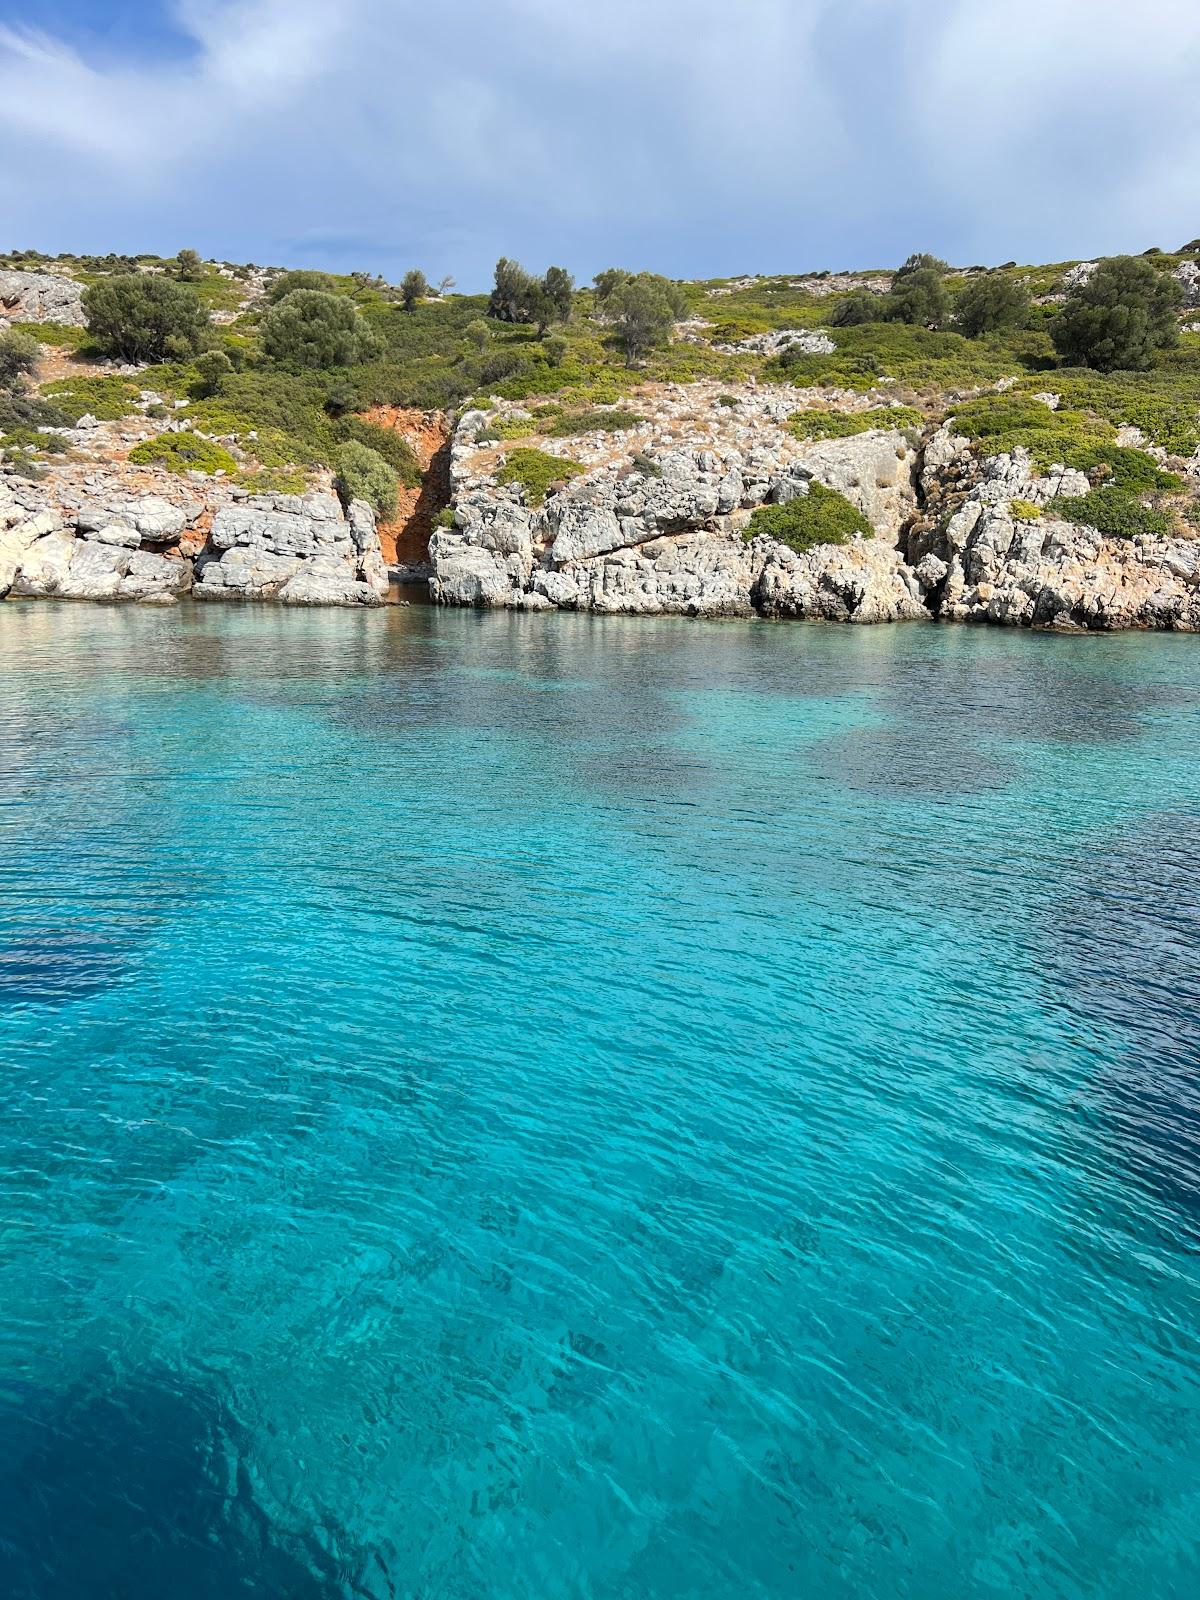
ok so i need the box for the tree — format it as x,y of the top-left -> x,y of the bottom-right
487,259 -> 572,328
193,348 -> 233,396
266,269 -> 339,304
437,274 -> 457,296
543,334 -> 568,367
593,268 -> 631,307
0,328 -> 40,391
605,272 -> 688,364
830,293 -> 879,327
895,252 -> 949,279
884,268 -> 948,327
1051,254 -> 1183,372
464,318 -> 491,354
334,440 -> 398,518
175,249 -> 204,281
83,274 -> 209,361
541,265 -> 575,323
955,272 -> 1032,337
400,269 -> 429,312
261,289 -> 380,369
489,257 -> 539,322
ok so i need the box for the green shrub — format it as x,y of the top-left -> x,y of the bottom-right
545,408 -> 643,435
1052,256 -> 1182,371
949,391 -> 1182,486
266,270 -> 339,303
193,348 -> 233,397
128,430 -> 238,475
11,320 -> 89,349
41,374 -> 141,422
1053,486 -> 1171,540
830,293 -> 881,327
175,249 -> 204,282
896,253 -> 949,279
82,274 -> 209,361
237,467 -> 309,496
335,416 -> 421,485
433,506 -> 456,528
261,290 -> 380,369
956,273 -> 1032,337
884,268 -> 948,328
496,447 -> 583,506
0,329 -> 40,391
543,334 -> 568,367
334,440 -> 398,517
718,393 -> 739,407
788,405 -> 922,440
400,269 -> 429,312
1009,499 -> 1042,521
603,272 -> 689,364
631,451 -> 662,477
745,482 -> 871,550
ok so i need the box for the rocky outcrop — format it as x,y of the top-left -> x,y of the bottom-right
432,391 -> 922,618
909,426 -> 1200,630
0,269 -> 87,327
194,493 -> 387,606
1,477 -> 387,607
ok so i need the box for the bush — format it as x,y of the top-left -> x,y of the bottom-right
496,447 -> 583,506
175,249 -> 204,281
261,290 -> 380,368
1051,255 -> 1182,372
543,334 -> 568,367
400,269 -> 429,312
465,319 -> 491,354
1010,499 -> 1043,521
488,259 -> 574,332
128,430 -> 238,475
604,272 -> 688,364
545,408 -> 643,435
745,481 -> 871,550
788,405 -> 923,441
194,348 -> 233,396
0,329 -> 40,391
896,252 -> 950,279
335,416 -> 422,486
956,273 -> 1032,337
266,270 -> 339,303
1053,486 -> 1171,540
884,268 -> 948,328
433,506 -> 456,528
334,440 -> 398,517
830,293 -> 880,327
41,374 -> 141,422
83,274 -> 209,361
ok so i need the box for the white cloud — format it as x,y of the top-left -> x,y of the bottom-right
0,0 -> 1196,280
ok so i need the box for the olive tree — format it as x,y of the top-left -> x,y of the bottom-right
261,290 -> 380,368
83,274 -> 209,361
1052,255 -> 1182,371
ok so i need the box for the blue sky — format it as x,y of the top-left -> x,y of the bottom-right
1,0 -> 1198,291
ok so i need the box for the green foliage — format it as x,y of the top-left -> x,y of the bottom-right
41,374 -> 141,422
10,320 -> 89,350
488,259 -> 574,333
433,506 -> 456,528
604,272 -> 688,364
896,253 -> 949,279
956,273 -> 1032,337
544,408 -> 643,435
82,274 -> 209,361
193,348 -> 233,397
496,447 -> 583,506
788,405 -> 923,440
1053,486 -> 1172,540
0,329 -> 40,391
830,293 -> 880,327
400,269 -> 429,312
128,430 -> 238,475
266,270 -> 339,303
1052,255 -> 1182,371
745,482 -> 871,550
175,249 -> 204,281
884,268 -> 949,328
1009,499 -> 1043,521
465,319 -> 491,354
237,467 -> 308,496
334,440 -> 399,517
949,391 -> 1182,486
335,416 -> 422,486
543,334 -> 568,367
0,390 -> 68,454
261,290 -> 380,369
631,451 -> 662,477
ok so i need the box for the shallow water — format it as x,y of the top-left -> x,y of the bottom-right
2,602 -> 1199,1600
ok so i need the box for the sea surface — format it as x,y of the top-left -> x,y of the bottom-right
1,601 -> 1199,1600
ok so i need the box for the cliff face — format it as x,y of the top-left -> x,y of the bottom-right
426,388 -> 1200,630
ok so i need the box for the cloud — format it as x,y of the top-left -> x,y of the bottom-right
0,0 -> 1196,284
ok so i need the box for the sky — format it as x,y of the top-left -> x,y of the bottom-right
0,0 -> 1198,291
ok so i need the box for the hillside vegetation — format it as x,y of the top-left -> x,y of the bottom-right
2,243 -> 1200,538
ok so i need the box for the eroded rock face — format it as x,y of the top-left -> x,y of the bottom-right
909,427 -> 1200,630
1,479 -> 387,608
0,269 -> 87,327
432,390 -> 923,618
194,493 -> 387,606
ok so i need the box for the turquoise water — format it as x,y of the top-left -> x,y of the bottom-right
2,602 -> 1199,1600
